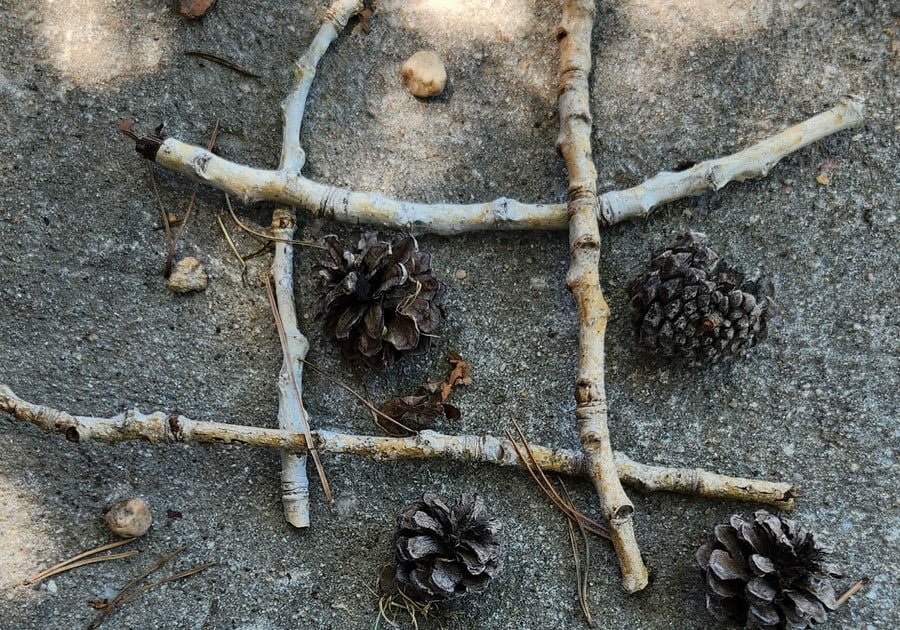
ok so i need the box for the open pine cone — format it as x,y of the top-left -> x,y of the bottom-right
314,232 -> 447,367
629,231 -> 775,363
394,493 -> 503,603
696,510 -> 843,629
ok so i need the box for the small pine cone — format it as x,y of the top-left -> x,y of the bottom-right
628,231 -> 775,362
696,510 -> 843,629
314,232 -> 447,367
394,493 -> 503,603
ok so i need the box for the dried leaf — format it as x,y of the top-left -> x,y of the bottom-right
351,8 -> 375,35
377,352 -> 471,434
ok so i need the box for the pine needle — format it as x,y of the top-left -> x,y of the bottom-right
24,539 -> 137,586
835,576 -> 869,608
87,544 -> 212,629
300,359 -> 416,435
225,195 -> 324,248
506,421 -> 609,539
562,480 -> 594,626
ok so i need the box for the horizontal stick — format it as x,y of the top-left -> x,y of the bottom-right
598,95 -> 866,225
136,96 -> 863,234
0,384 -> 795,508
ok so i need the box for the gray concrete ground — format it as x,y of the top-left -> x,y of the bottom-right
1,1 -> 897,628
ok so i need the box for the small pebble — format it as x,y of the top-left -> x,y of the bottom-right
178,0 -> 216,19
168,257 -> 208,293
45,579 -> 58,595
106,498 -> 153,538
454,269 -> 468,280
401,51 -> 447,98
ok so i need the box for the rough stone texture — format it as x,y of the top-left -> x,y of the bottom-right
0,1 -> 896,628
168,256 -> 209,293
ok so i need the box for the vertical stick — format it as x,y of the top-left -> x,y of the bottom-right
270,0 -> 362,526
556,0 -> 648,592
270,206 -> 312,527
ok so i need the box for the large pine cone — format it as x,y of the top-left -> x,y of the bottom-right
696,510 -> 843,628
314,233 -> 447,367
394,493 -> 503,603
629,231 -> 775,363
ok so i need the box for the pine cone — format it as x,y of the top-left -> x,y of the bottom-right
696,510 -> 843,629
314,232 -> 447,367
394,493 -> 503,603
628,231 -> 775,362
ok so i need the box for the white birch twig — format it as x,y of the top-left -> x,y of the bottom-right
268,206 -> 313,527
0,384 -> 796,508
598,95 -> 866,225
557,0 -> 648,592
264,0 -> 360,527
135,96 -> 863,234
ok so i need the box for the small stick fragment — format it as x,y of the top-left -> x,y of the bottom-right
184,51 -> 261,78
835,577 -> 869,608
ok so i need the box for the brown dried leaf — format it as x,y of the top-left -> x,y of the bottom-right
376,352 -> 471,434
351,8 -> 375,36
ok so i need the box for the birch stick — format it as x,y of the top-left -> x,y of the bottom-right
134,96 -> 863,234
266,0 -> 359,527
279,0 -> 362,172
269,206 -> 313,527
597,95 -> 866,225
556,0 -> 648,592
0,384 -> 796,508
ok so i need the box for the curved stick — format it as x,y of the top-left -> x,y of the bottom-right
136,96 -> 863,235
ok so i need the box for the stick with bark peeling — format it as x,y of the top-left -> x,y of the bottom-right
556,0 -> 648,592
138,96 -> 863,235
0,384 -> 797,508
266,0 -> 360,526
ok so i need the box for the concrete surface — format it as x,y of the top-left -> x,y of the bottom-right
1,1 -> 897,628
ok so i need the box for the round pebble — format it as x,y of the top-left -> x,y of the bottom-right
106,498 -> 153,538
401,50 -> 447,98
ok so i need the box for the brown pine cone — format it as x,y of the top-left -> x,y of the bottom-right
314,232 -> 447,367
394,493 -> 503,603
696,510 -> 843,628
629,231 -> 776,363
